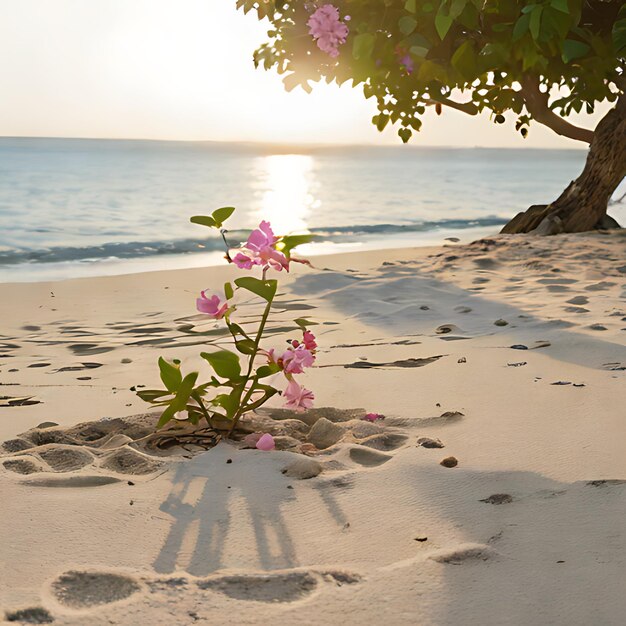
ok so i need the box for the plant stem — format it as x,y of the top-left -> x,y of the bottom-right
228,295 -> 274,435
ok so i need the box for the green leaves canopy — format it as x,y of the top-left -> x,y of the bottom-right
241,0 -> 624,141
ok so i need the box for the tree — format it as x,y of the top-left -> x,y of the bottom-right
238,0 -> 625,234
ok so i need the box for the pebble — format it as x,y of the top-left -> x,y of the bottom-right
307,418 -> 344,450
281,458 -> 323,480
417,437 -> 444,449
494,319 -> 508,326
480,493 -> 513,505
440,456 -> 458,468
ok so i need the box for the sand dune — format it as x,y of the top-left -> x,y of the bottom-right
1,232 -> 625,625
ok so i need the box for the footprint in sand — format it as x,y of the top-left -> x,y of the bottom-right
348,447 -> 393,467
428,543 -> 498,564
5,607 -> 54,623
1,415 -> 165,483
50,571 -> 141,609
196,570 -> 360,603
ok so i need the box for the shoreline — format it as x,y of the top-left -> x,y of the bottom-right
0,224 -> 499,284
1,232 -> 625,625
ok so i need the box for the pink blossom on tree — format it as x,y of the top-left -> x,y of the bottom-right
307,4 -> 349,58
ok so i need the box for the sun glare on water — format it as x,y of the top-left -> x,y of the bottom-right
253,154 -> 319,235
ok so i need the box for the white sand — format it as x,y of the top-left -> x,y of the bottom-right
1,232 -> 625,625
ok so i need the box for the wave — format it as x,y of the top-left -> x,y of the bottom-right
1,217 -> 507,266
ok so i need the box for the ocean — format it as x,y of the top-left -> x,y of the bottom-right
1,137 -> 623,282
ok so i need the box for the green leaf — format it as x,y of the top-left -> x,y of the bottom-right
158,357 -> 182,392
224,282 -> 234,300
157,371 -> 198,428
276,234 -> 315,257
201,350 -> 242,379
561,39 -> 590,62
399,16 -> 418,35
211,206 -> 235,227
435,11 -> 453,40
512,13 -> 530,41
156,403 -> 178,429
409,45 -> 429,57
451,40 -> 475,77
211,392 -> 240,419
256,363 -> 281,378
243,385 -> 279,412
449,0 -> 466,20
294,317 -> 318,329
613,16 -> 626,52
529,6 -> 543,40
550,0 -> 568,14
235,339 -> 257,355
136,389 -> 171,403
234,277 -> 277,302
190,215 -> 217,228
374,113 -> 390,131
353,33 -> 375,60
398,127 -> 412,143
227,322 -> 251,340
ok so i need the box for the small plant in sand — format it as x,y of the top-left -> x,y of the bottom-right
137,207 -> 317,447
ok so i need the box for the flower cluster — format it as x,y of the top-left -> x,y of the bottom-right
140,209 -> 319,451
265,329 -> 317,411
307,4 -> 349,58
232,220 -> 289,272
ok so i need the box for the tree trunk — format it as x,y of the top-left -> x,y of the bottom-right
501,93 -> 626,235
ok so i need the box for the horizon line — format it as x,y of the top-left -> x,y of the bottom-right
0,135 -> 587,151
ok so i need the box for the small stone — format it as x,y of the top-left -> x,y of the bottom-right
510,344 -> 528,350
281,458 -> 323,480
440,456 -> 458,468
414,536 -> 428,542
121,358 -> 132,364
480,493 -> 513,505
494,319 -> 508,326
589,324 -> 607,331
226,459 -> 232,464
307,418 -> 344,450
417,437 -> 444,449
36,422 -> 58,429
273,435 -> 302,451
457,357 -> 467,363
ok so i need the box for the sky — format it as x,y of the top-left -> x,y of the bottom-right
0,0 -> 608,148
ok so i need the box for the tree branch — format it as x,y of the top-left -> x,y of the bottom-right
426,96 -> 479,116
519,76 -> 594,144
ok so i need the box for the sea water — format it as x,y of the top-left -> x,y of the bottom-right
1,137 -> 623,282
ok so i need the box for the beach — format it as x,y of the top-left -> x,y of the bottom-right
1,231 -> 625,625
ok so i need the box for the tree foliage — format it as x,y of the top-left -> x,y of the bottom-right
238,0 -> 625,142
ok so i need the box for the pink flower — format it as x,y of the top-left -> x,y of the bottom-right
362,412 -> 385,422
307,4 -> 349,58
399,53 -> 414,75
247,220 -> 277,252
284,379 -> 314,412
282,345 -> 315,374
302,330 -> 317,351
232,221 -> 290,272
256,433 -> 275,451
196,291 -> 228,319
